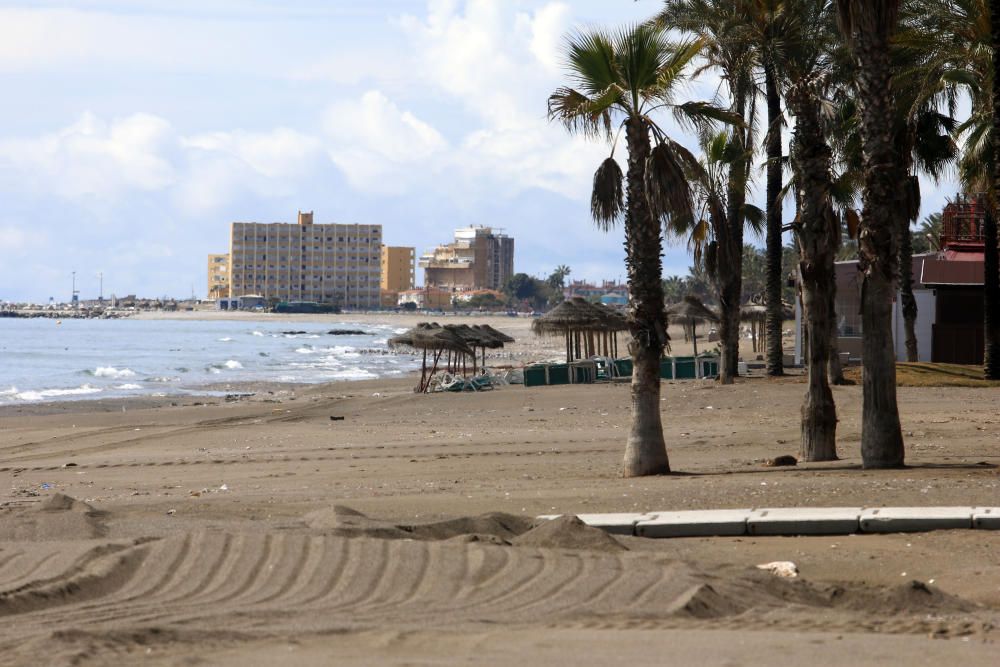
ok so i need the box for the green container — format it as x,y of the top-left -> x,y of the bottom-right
573,364 -> 595,384
548,364 -> 570,385
524,365 -> 548,387
659,357 -> 675,379
673,356 -> 697,379
699,356 -> 719,378
613,358 -> 633,377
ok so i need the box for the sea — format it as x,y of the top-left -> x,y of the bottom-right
0,317 -> 422,405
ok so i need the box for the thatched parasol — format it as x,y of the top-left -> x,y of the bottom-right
476,324 -> 515,344
390,322 -> 474,392
532,299 -> 601,362
666,296 -> 719,356
570,298 -> 628,358
739,302 -> 794,354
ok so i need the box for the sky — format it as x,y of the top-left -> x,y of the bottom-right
0,0 -> 959,303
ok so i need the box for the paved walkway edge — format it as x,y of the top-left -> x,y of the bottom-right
538,507 -> 1000,537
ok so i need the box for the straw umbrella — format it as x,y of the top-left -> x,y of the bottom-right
531,299 -> 594,362
389,323 -> 473,392
665,296 -> 719,357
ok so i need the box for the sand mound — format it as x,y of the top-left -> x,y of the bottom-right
401,512 -> 533,541
305,507 -> 532,543
513,515 -> 626,552
305,505 -> 412,539
0,494 -> 108,541
830,579 -> 975,615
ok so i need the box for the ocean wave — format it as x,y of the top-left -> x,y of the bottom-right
225,359 -> 243,369
252,330 -> 264,337
92,366 -> 136,379
116,383 -> 143,390
145,376 -> 180,383
0,386 -> 17,397
15,384 -> 102,402
219,336 -> 234,342
295,346 -> 314,354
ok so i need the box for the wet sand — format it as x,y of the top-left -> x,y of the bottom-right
1,318 -> 999,665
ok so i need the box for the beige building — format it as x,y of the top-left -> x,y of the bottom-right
380,246 -> 415,292
228,211 -> 382,309
207,253 -> 230,299
419,226 -> 514,291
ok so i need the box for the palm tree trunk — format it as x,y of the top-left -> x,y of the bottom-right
790,90 -> 838,461
621,116 -> 670,477
764,62 -> 785,376
719,94 -> 748,385
898,200 -> 919,362
850,15 -> 906,468
987,0 -> 1000,379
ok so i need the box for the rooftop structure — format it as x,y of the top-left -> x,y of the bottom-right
419,226 -> 513,291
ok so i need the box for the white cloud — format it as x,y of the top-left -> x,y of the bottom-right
323,90 -> 448,193
0,112 -> 176,198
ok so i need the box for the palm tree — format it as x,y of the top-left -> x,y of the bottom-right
748,0 -> 793,376
682,132 -> 765,350
906,0 -> 999,376
901,0 -> 999,377
548,24 -> 727,476
653,0 -> 757,385
775,0 -> 839,460
836,0 -> 906,468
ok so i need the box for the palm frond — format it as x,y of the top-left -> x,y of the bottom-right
645,142 -> 694,226
547,87 -> 615,138
591,157 -> 625,230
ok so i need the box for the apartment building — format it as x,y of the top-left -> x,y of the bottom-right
207,253 -> 230,299
380,246 -> 415,292
419,226 -> 514,291
228,211 -> 382,309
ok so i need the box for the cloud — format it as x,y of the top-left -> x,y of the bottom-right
0,112 -> 176,199
323,90 -> 448,193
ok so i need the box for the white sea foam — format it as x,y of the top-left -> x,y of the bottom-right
145,376 -> 180,383
295,346 -> 314,354
94,366 -> 136,379
116,383 -> 143,390
327,367 -> 377,380
252,330 -> 264,337
0,386 -> 17,397
16,384 -> 102,401
219,337 -> 234,342
224,360 -> 243,369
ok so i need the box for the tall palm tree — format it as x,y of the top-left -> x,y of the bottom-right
836,0 -> 906,468
683,132 -> 765,349
780,0 -> 839,461
748,0 -> 793,376
902,0 -> 999,376
654,0 -> 757,385
548,24 -> 727,477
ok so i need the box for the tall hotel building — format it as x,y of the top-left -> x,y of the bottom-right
228,211 -> 382,309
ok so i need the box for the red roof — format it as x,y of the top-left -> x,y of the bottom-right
921,254 -> 985,286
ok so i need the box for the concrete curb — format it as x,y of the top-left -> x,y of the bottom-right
538,507 -> 1000,537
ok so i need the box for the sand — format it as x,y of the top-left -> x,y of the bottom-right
1,314 -> 999,665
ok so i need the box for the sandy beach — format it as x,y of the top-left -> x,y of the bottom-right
1,313 -> 998,665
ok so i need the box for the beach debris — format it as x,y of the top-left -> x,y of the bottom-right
757,561 -> 798,577
219,484 -> 229,491
166,509 -> 176,515
763,455 -> 798,467
62,462 -> 78,468
330,416 -> 345,421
